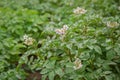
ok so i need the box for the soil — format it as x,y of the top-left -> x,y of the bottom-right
26,72 -> 42,80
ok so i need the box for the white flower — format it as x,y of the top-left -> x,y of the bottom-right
73,58 -> 83,70
55,29 -> 65,35
23,34 -> 28,40
55,25 -> 69,36
23,35 -> 35,45
73,7 -> 87,14
63,25 -> 69,31
107,22 -> 119,28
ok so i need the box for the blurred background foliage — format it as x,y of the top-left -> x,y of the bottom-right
0,0 -> 120,80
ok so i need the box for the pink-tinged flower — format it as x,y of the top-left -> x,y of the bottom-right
23,35 -> 35,45
107,22 -> 119,28
73,58 -> 83,70
73,7 -> 87,14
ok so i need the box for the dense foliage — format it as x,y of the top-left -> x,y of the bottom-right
0,0 -> 120,80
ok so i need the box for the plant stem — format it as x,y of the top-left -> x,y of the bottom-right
67,49 -> 72,62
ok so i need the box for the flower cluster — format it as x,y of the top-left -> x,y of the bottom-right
107,22 -> 119,28
73,7 -> 87,14
73,58 -> 83,70
55,25 -> 69,36
23,34 -> 35,45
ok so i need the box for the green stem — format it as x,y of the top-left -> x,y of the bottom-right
67,49 -> 72,62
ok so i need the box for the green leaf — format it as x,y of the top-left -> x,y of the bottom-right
103,71 -> 112,75
87,45 -> 94,50
46,60 -> 56,69
55,68 -> 64,77
66,62 -> 74,67
94,45 -> 102,54
65,67 -> 74,74
114,47 -> 120,55
105,75 -> 113,80
41,69 -> 50,74
48,71 -> 55,80
42,75 -> 47,80
106,50 -> 116,60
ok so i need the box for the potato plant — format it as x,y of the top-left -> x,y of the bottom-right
0,0 -> 120,80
